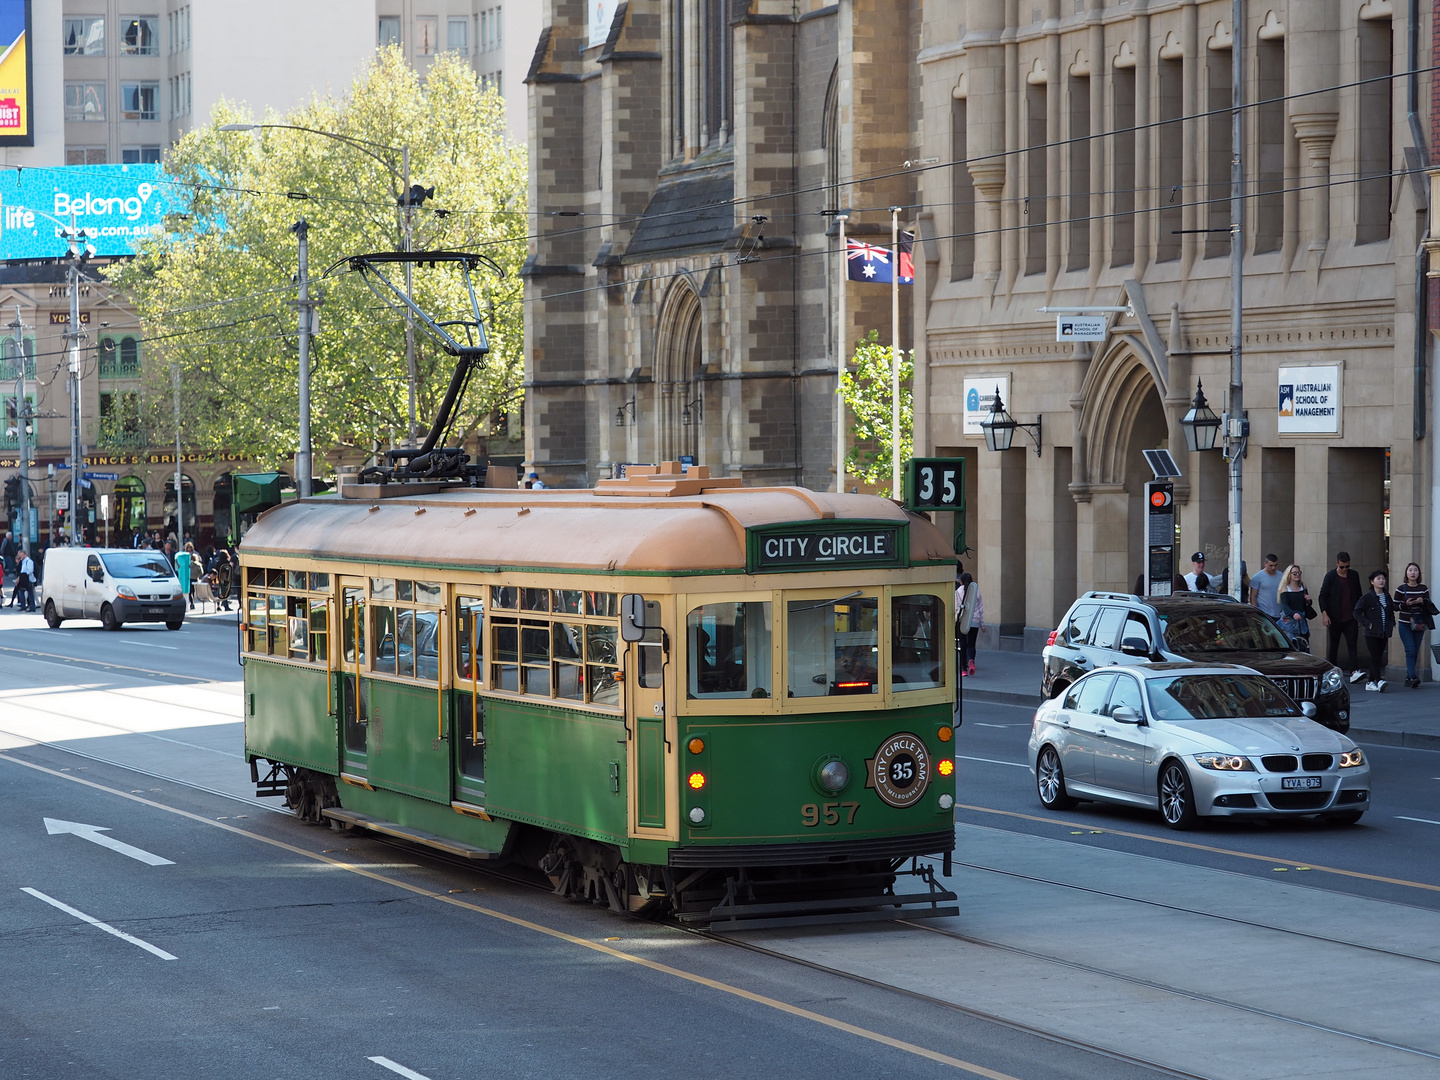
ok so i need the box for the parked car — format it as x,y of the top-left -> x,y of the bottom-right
1041,591 -> 1350,732
41,547 -> 186,631
1028,663 -> 1370,828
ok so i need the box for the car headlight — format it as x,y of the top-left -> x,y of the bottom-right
1193,753 -> 1255,772
1320,669 -> 1344,694
116,585 -> 137,599
1339,749 -> 1365,768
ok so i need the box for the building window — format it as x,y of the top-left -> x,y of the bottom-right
119,16 -> 159,56
1156,57 -> 1183,263
701,0 -> 729,147
1110,65 -> 1136,268
100,335 -> 142,378
1067,74 -> 1091,272
169,73 -> 191,118
951,97 -> 974,281
121,82 -> 160,121
1254,36 -> 1285,254
447,16 -> 469,55
1206,56 -> 1230,258
122,146 -> 161,164
1025,83 -> 1047,276
66,146 -> 107,165
378,16 -> 401,48
1356,16 -> 1393,245
64,83 -> 106,122
168,7 -> 191,54
415,16 -> 438,56
480,71 -> 503,96
63,17 -> 105,55
479,7 -> 502,52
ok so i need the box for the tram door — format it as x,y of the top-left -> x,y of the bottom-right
339,579 -> 368,775
625,598 -> 672,835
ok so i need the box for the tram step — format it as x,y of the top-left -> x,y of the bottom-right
321,808 -> 499,860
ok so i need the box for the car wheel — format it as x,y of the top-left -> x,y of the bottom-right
1159,760 -> 1198,830
100,603 -> 121,632
43,600 -> 62,629
1326,811 -> 1364,826
1036,746 -> 1077,810
165,620 -> 183,631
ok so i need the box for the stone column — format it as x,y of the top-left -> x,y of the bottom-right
965,0 -> 1007,292
1288,0 -> 1339,275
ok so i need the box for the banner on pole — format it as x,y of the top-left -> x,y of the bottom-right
846,231 -> 913,283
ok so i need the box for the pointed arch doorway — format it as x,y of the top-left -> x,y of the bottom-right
654,281 -> 704,463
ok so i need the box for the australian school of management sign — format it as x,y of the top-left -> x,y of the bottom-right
0,163 -> 174,260
1277,364 -> 1341,436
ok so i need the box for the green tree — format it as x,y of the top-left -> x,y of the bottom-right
107,48 -> 527,473
839,329 -> 913,486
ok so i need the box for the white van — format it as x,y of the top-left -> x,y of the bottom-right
41,547 -> 187,630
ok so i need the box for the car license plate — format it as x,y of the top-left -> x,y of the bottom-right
1282,776 -> 1322,790
147,607 -> 165,615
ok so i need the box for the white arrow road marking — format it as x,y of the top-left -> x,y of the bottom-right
44,817 -> 174,865
21,888 -> 176,960
368,1057 -> 433,1080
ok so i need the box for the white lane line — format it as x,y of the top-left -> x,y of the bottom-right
21,887 -> 177,960
117,641 -> 179,650
973,723 -> 1015,728
956,754 -> 1030,769
368,1057 -> 433,1080
1397,816 -> 1440,826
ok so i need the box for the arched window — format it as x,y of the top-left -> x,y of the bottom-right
654,281 -> 704,463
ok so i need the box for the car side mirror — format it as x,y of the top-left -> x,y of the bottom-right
1300,701 -> 1317,719
1110,705 -> 1144,725
1119,636 -> 1151,657
620,594 -> 659,643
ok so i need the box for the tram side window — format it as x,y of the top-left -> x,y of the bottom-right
788,595 -> 879,697
369,578 -> 442,681
455,595 -> 484,681
892,594 -> 944,690
687,602 -> 773,699
244,565 -> 329,660
487,585 -> 620,705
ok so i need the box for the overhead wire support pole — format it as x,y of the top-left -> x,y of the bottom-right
66,212 -> 85,548
890,206 -> 902,501
11,305 -> 28,551
1228,0 -> 1246,601
171,361 -> 183,551
403,144 -> 416,447
293,218 -> 312,499
835,211 -> 849,493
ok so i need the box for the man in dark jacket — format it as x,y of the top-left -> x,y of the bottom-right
1354,570 -> 1394,692
1319,551 -> 1365,683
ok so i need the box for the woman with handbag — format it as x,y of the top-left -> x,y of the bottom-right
1277,564 -> 1315,651
1393,562 -> 1434,688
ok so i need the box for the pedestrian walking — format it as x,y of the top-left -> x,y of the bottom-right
176,542 -> 196,610
0,530 -> 16,576
1393,562 -> 1436,689
1319,551 -> 1366,684
1249,554 -> 1285,619
14,548 -> 35,612
1353,570 -> 1395,692
1276,564 -> 1315,651
955,572 -> 982,677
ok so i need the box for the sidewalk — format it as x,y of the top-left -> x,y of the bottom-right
961,647 -> 1440,751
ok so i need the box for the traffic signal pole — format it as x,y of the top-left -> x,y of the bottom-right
11,305 -> 28,550
67,226 -> 84,547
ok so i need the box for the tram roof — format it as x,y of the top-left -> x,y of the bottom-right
239,483 -> 954,574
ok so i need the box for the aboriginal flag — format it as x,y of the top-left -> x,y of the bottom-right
846,231 -> 915,284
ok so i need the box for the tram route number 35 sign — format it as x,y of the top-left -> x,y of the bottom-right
905,457 -> 965,512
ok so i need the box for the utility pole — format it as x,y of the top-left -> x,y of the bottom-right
401,144 -> 416,446
65,215 -> 89,548
1227,0 -> 1247,600
10,305 -> 28,552
293,218 -> 313,498
834,211 -> 850,492
171,361 -> 183,551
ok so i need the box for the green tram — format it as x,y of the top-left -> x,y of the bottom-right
241,462 -> 960,926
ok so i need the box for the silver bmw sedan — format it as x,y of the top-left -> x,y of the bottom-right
1027,663 -> 1371,829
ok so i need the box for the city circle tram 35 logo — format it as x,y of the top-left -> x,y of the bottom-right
866,733 -> 931,808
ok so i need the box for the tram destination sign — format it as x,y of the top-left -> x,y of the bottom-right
748,521 -> 907,573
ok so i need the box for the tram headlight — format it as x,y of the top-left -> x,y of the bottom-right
818,759 -> 850,793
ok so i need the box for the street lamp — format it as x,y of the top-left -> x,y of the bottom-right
980,388 -> 1042,456
1180,380 -> 1222,453
219,122 -> 432,491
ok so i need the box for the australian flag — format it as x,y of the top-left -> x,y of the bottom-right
846,231 -> 915,284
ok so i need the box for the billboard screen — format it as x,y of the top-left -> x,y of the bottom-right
0,0 -> 30,146
0,164 -> 175,260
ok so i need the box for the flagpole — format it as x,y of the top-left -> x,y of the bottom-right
836,213 -> 849,493
890,206 -> 901,500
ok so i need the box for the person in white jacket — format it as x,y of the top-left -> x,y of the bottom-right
955,572 -> 983,677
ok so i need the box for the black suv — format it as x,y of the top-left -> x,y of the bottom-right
1041,591 -> 1351,733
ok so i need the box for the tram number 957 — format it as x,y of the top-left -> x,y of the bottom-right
801,802 -> 860,827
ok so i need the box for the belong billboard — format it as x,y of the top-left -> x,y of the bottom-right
0,164 -> 174,260
0,0 -> 30,146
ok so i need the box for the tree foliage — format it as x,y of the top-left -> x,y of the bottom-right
106,48 -> 527,472
839,329 -> 913,486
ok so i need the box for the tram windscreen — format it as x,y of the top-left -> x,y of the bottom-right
687,602 -> 772,699
787,595 -> 879,697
